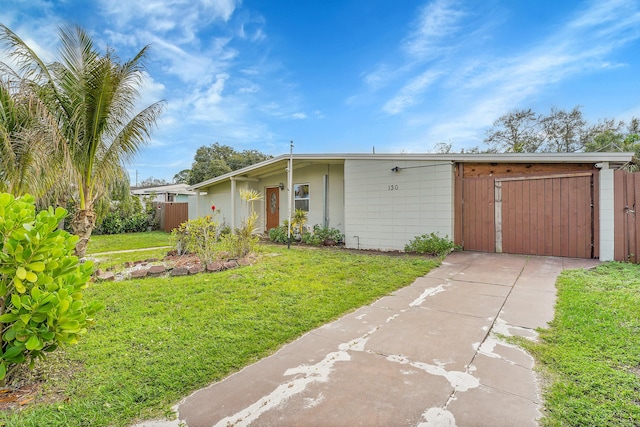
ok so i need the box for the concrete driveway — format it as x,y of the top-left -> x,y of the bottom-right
137,252 -> 598,427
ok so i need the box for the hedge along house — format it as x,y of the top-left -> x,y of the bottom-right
188,152 -> 634,261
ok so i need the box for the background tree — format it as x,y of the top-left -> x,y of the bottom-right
432,142 -> 452,153
0,24 -> 165,256
173,169 -> 191,184
583,117 -> 640,170
485,108 -> 543,153
538,106 -> 590,153
138,176 -> 168,187
186,142 -> 272,185
484,106 -> 635,156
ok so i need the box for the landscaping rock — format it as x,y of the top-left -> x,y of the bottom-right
147,265 -> 166,277
206,262 -> 224,272
238,257 -> 252,266
96,271 -> 115,281
171,267 -> 189,277
130,269 -> 148,279
224,260 -> 238,269
124,261 -> 135,268
188,265 -> 204,275
145,258 -> 159,262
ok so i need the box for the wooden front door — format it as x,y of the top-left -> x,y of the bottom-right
266,187 -> 280,231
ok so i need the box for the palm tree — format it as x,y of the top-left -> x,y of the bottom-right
0,24 -> 164,256
0,76 -> 62,197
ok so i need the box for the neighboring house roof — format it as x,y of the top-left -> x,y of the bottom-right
187,152 -> 635,190
131,183 -> 197,196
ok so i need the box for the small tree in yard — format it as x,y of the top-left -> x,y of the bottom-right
0,193 -> 103,384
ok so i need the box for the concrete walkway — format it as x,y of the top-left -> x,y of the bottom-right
136,252 -> 599,427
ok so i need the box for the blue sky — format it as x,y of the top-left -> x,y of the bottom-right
3,0 -> 640,184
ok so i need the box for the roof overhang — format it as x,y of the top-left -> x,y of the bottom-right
188,152 -> 635,190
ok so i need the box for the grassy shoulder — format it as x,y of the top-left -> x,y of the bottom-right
0,245 -> 438,427
86,231 -> 172,254
521,262 -> 640,427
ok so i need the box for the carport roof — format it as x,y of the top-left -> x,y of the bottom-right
187,152 -> 634,191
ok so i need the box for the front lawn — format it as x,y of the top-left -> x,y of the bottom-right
91,248 -> 170,272
0,245 -> 437,427
86,231 -> 172,254
523,262 -> 640,427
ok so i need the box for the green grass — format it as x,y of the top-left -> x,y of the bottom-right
520,262 -> 640,427
0,245 -> 438,427
86,231 -> 171,254
91,248 -> 170,272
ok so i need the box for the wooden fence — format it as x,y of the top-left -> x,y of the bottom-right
614,171 -> 640,262
153,202 -> 189,233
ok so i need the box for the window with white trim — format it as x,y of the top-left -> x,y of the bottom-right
294,184 -> 309,212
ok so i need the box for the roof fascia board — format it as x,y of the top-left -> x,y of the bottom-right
188,152 -> 635,190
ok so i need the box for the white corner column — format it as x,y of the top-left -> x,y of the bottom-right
195,189 -> 200,218
599,167 -> 615,261
230,177 -> 236,229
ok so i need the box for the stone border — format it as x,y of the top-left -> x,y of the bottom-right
94,256 -> 255,282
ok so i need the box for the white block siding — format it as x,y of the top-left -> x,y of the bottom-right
599,168 -> 615,261
343,159 -> 454,251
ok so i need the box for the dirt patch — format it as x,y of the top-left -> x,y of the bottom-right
0,354 -> 80,413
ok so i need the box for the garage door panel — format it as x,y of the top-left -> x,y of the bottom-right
459,168 -> 595,259
501,175 -> 592,258
462,177 -> 495,252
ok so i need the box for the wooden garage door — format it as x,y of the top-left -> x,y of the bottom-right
497,173 -> 594,258
460,177 -> 495,252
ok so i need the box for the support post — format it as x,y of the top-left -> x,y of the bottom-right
287,141 -> 294,249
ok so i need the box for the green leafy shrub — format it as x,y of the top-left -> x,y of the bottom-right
0,193 -> 103,384
94,194 -> 156,235
171,215 -> 223,263
269,226 -> 289,244
300,225 -> 344,246
96,212 -> 125,235
404,232 -> 457,256
312,225 -> 344,245
301,231 -> 322,245
122,212 -> 149,233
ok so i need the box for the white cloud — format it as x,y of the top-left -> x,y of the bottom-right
383,70 -> 442,115
138,71 -> 166,108
190,73 -> 232,120
99,0 -> 240,31
403,0 -> 465,60
239,15 -> 267,42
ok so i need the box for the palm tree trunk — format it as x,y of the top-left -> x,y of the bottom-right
72,208 -> 96,257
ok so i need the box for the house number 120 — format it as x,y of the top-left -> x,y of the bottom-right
388,185 -> 398,191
